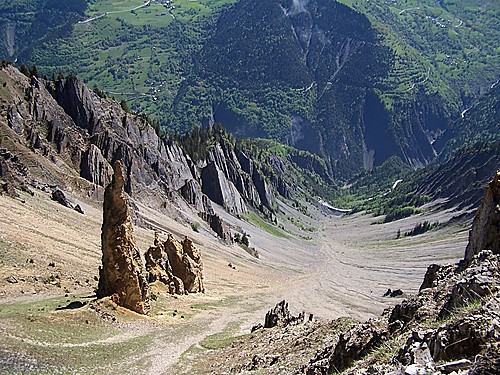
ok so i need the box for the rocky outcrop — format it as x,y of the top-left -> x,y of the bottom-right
97,161 -> 151,315
201,161 -> 247,215
163,235 -> 205,293
263,300 -> 307,329
146,232 -> 205,294
80,144 -> 112,187
200,139 -> 276,216
145,233 -> 184,295
465,170 -> 500,260
329,320 -> 389,373
205,211 -> 232,243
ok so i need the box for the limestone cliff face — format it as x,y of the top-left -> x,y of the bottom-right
0,65 -> 234,240
80,144 -> 112,187
5,72 -> 85,174
201,161 -> 247,215
47,76 -> 197,196
0,65 -> 280,240
97,161 -> 151,315
48,77 -> 232,238
465,171 -> 500,260
201,139 -> 275,216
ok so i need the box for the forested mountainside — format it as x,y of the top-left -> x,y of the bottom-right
170,0 -> 499,178
1,0 -> 498,180
0,0 -> 87,61
327,83 -> 500,221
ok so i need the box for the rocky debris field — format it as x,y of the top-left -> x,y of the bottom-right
189,250 -> 500,375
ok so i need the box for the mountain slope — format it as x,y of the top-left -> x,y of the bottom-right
170,0 -> 487,178
171,0 -> 401,178
0,63 -> 233,240
2,0 -> 498,180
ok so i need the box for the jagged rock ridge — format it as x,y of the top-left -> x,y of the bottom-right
465,170 -> 500,260
97,161 -> 151,315
0,64 -> 270,240
200,137 -> 276,217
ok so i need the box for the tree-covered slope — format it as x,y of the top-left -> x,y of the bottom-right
1,0 -> 237,118
338,0 -> 499,104
171,0 -> 454,178
439,83 -> 500,156
0,0 -> 87,61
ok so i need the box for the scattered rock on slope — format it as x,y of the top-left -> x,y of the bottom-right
96,161 -> 151,315
301,172 -> 500,374
51,188 -> 84,214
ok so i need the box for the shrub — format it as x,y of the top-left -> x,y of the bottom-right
190,221 -> 201,232
405,221 -> 439,237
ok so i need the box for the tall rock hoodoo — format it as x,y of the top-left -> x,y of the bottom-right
97,161 -> 151,315
465,171 -> 500,260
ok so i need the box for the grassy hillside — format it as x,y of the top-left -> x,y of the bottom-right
338,0 -> 499,108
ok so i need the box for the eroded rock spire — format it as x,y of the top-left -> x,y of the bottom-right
97,160 -> 151,314
145,233 -> 205,294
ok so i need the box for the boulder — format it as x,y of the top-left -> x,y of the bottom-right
73,204 -> 84,215
51,188 -> 72,208
436,359 -> 472,373
465,171 -> 500,260
383,288 -> 404,297
96,161 -> 151,315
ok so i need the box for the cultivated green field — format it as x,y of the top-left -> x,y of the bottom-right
22,0 -> 236,120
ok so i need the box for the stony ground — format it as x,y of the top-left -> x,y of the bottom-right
0,187 -> 470,374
